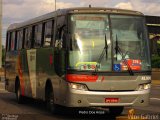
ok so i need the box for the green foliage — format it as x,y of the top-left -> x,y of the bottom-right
157,41 -> 160,48
152,54 -> 160,68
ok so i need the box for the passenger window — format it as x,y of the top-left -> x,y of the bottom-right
44,21 -> 53,47
6,32 -> 11,51
34,24 -> 42,48
11,32 -> 16,51
17,30 -> 23,50
15,31 -> 18,50
24,27 -> 32,49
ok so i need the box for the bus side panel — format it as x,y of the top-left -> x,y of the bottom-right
36,48 -> 60,101
5,50 -> 31,97
5,51 -> 19,93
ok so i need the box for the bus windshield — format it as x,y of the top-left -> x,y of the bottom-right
69,14 -> 151,72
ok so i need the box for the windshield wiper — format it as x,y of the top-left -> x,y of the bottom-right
94,34 -> 108,73
115,35 -> 134,76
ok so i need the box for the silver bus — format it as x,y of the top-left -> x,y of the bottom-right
5,7 -> 151,115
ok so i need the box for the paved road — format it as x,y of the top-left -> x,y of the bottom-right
0,85 -> 159,120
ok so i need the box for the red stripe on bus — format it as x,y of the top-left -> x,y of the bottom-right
18,54 -> 25,96
66,74 -> 98,82
101,76 -> 105,82
49,54 -> 53,65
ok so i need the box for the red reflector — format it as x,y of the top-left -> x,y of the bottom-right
105,98 -> 119,103
66,74 -> 98,82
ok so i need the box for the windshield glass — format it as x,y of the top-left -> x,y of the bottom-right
68,14 -> 151,72
69,14 -> 112,71
111,15 -> 151,71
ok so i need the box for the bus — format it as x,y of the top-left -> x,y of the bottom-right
5,7 -> 151,115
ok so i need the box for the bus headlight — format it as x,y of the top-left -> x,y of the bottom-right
138,83 -> 151,91
69,83 -> 88,91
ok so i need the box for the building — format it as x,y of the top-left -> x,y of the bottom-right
145,15 -> 160,55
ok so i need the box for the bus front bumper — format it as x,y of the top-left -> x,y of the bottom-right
64,89 -> 150,107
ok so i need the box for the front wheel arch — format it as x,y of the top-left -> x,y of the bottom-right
45,79 -> 60,114
45,79 -> 53,101
15,76 -> 19,93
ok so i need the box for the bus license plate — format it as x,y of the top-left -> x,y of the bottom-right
105,98 -> 119,103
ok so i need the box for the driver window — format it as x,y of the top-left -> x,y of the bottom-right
55,25 -> 66,49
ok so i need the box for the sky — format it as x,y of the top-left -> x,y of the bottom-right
2,0 -> 160,45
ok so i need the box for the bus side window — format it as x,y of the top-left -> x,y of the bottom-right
61,26 -> 67,49
24,27 -> 32,49
22,29 -> 25,49
44,21 -> 53,47
34,24 -> 42,48
55,27 -> 61,49
55,16 -> 66,49
15,31 -> 18,50
17,31 -> 20,50
17,30 -> 23,50
11,32 -> 16,51
55,25 -> 67,49
6,32 -> 11,51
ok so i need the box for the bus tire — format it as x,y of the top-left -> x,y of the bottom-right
15,81 -> 23,104
109,106 -> 124,116
46,88 -> 60,114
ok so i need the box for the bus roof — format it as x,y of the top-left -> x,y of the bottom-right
7,7 -> 144,31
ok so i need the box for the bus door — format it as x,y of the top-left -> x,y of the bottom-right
54,16 -> 68,103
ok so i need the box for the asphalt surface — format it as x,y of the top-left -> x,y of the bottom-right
0,85 -> 159,120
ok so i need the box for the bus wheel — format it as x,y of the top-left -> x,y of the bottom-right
46,91 -> 59,114
16,82 -> 23,104
109,106 -> 124,116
